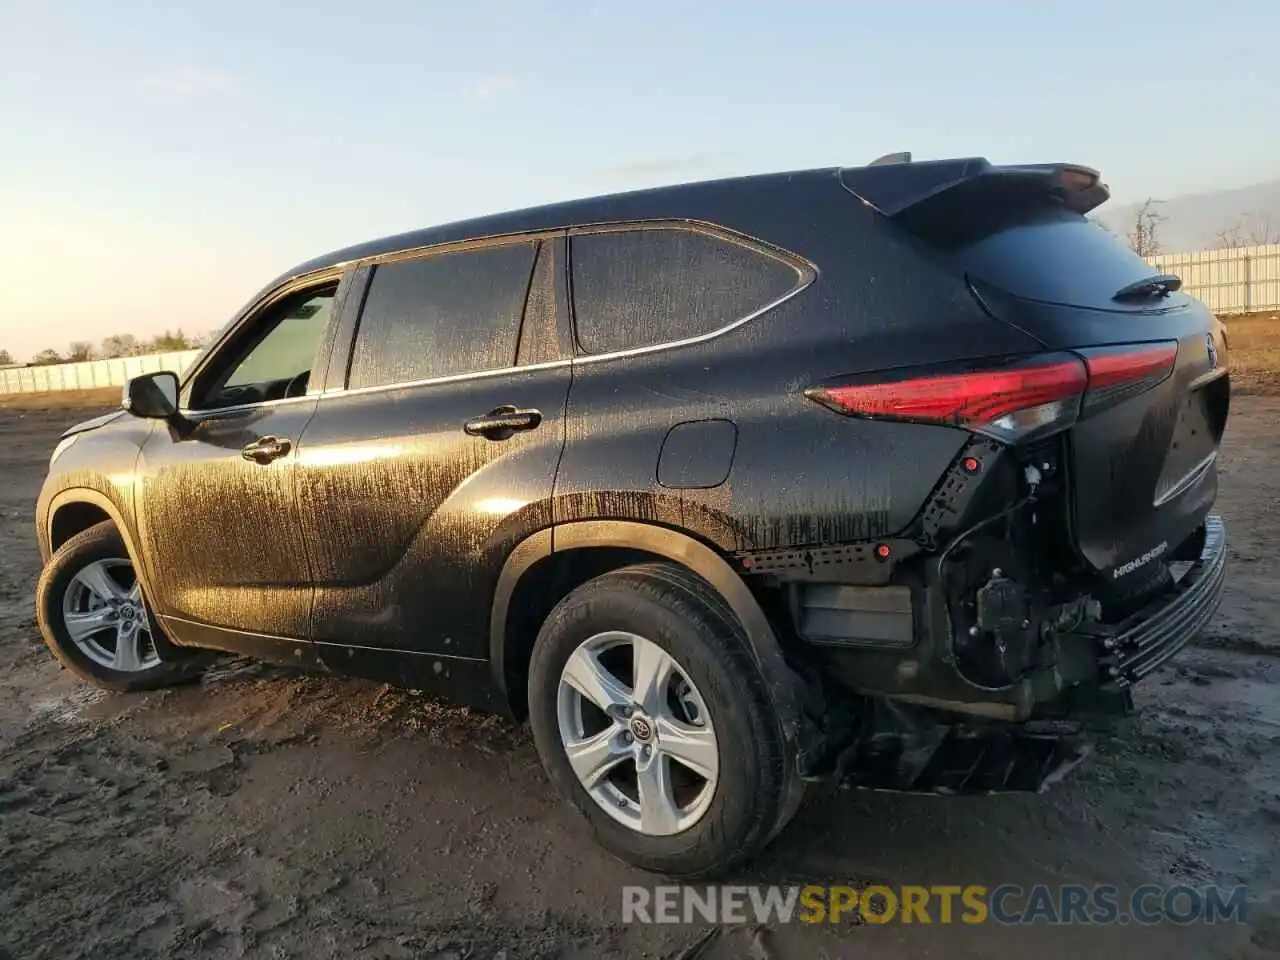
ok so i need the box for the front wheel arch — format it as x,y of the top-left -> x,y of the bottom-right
43,490 -> 178,650
45,489 -> 153,592
36,519 -> 208,689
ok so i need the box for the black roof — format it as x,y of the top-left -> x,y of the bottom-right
272,167 -> 844,288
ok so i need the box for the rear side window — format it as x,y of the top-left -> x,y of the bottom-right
348,242 -> 537,389
570,226 -> 803,355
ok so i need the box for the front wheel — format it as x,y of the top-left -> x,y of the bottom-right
35,521 -> 206,692
527,562 -> 800,877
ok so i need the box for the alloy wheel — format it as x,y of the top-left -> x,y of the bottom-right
556,631 -> 719,836
61,558 -> 161,672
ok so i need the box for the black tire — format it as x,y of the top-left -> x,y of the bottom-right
35,521 -> 207,692
527,561 -> 800,877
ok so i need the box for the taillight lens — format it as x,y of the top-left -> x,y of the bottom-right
806,353 -> 1088,443
1078,341 -> 1178,413
808,343 -> 1180,444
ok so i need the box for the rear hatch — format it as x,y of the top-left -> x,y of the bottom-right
841,159 -> 1230,581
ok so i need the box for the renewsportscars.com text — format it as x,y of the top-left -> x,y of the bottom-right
622,884 -> 1250,926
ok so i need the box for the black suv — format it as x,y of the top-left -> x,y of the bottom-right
35,158 -> 1229,876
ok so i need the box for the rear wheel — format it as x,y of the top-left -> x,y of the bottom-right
527,562 -> 799,877
36,521 -> 207,692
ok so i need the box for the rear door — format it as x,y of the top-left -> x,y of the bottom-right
292,235 -> 572,684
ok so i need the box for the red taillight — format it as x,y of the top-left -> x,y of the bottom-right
1079,342 -> 1178,412
806,353 -> 1088,443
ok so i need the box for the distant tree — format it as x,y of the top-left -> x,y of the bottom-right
1214,213 -> 1277,249
65,341 -> 94,362
1214,221 -> 1246,249
1127,199 -> 1166,258
30,348 -> 63,366
147,329 -> 197,352
0,349 -> 13,366
100,333 -> 139,359
1245,212 -> 1278,246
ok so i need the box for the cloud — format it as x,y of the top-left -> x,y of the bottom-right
466,75 -> 519,100
595,153 -> 728,181
145,66 -> 240,97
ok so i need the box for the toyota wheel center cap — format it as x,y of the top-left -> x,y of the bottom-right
629,716 -> 653,742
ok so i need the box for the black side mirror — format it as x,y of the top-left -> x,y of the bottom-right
123,371 -> 180,419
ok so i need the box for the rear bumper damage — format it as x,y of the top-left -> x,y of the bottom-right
1090,515 -> 1226,689
799,516 -> 1226,795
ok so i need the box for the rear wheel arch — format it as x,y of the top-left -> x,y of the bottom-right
489,521 -> 806,740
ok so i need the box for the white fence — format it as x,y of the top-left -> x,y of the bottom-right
0,350 -> 201,395
1147,243 -> 1280,315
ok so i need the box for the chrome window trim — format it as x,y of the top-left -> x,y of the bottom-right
180,392 -> 319,419
181,219 -> 816,413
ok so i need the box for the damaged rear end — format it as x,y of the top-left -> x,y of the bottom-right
782,157 -> 1229,793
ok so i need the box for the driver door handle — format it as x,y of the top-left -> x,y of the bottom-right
463,406 -> 542,441
241,436 -> 293,464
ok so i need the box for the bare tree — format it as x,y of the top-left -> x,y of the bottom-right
1127,199 -> 1166,257
1214,221 -> 1246,249
100,333 -> 140,358
30,348 -> 63,366
0,349 -> 13,367
66,341 -> 94,362
1215,213 -> 1278,248
1245,212 -> 1278,246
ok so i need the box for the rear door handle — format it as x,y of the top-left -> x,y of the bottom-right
463,405 -> 542,441
241,435 -> 293,464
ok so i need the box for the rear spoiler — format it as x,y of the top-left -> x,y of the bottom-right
840,157 -> 1111,217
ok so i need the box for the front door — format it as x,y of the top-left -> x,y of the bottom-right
291,236 -> 571,695
133,273 -> 348,657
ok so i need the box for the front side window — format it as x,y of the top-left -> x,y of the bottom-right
570,226 -> 805,355
347,242 -> 538,389
227,291 -> 335,387
194,284 -> 337,409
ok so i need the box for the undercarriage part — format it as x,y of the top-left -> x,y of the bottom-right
953,569 -> 1039,687
803,695 -> 1091,795
793,583 -> 914,648
1033,684 -> 1134,731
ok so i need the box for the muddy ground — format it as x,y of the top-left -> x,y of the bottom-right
1,397 -> 1277,960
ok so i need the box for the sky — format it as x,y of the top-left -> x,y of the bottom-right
2,0 -> 1278,363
